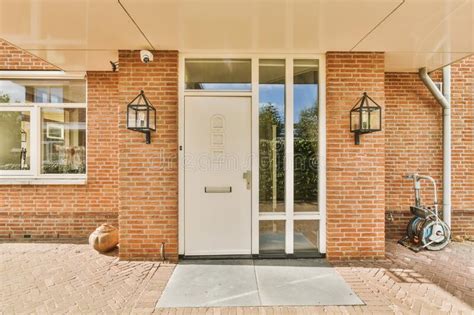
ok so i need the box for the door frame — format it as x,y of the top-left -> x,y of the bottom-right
178,53 -> 326,256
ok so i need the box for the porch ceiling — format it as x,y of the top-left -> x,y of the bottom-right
0,0 -> 472,72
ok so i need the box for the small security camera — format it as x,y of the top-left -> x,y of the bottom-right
140,50 -> 153,64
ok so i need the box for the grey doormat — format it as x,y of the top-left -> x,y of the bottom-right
156,259 -> 364,307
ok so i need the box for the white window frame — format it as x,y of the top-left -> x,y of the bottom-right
178,53 -> 326,256
0,72 -> 87,185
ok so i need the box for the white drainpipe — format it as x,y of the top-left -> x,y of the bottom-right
418,66 -> 451,228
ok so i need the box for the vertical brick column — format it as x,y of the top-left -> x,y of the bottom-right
117,50 -> 179,261
326,52 -> 386,260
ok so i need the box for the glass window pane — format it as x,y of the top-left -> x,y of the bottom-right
185,59 -> 251,90
0,111 -> 30,170
259,220 -> 285,253
0,79 -> 86,103
294,220 -> 319,252
293,60 -> 319,212
41,108 -> 86,174
259,59 -> 285,213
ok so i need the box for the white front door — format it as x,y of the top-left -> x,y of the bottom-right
184,96 -> 252,255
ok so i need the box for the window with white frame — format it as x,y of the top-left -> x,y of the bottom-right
0,77 -> 87,178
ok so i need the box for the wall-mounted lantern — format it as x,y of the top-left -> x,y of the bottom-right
350,92 -> 382,145
127,90 -> 156,144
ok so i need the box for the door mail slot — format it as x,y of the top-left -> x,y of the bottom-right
204,186 -> 232,193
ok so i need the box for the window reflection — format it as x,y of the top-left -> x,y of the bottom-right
185,59 -> 251,90
0,79 -> 86,103
294,220 -> 319,252
259,220 -> 285,253
293,60 -> 319,212
259,59 -> 285,213
41,108 -> 86,174
0,111 -> 30,170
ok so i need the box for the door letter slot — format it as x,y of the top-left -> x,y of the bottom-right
204,186 -> 232,193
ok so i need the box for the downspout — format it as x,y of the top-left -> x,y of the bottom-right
418,66 -> 451,228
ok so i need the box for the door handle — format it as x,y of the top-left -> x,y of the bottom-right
243,170 -> 251,190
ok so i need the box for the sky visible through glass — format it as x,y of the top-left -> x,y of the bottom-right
260,84 -> 319,122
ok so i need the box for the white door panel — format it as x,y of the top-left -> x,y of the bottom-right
184,96 -> 252,255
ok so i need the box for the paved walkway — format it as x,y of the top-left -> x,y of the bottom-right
0,241 -> 472,314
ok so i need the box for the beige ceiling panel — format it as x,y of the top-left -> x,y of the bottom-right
28,50 -> 118,71
0,0 -> 149,50
121,0 -> 255,51
355,0 -> 474,53
385,51 -> 472,72
122,0 -> 401,52
318,0 -> 403,51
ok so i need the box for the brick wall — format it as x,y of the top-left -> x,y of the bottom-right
117,50 -> 179,261
450,57 -> 474,237
385,57 -> 474,238
326,52 -> 386,260
1,36 -> 472,260
0,72 -> 120,239
0,39 -> 58,70
384,72 -> 443,238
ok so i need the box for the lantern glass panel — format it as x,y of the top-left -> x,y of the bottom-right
137,109 -> 147,128
127,108 -> 134,128
361,109 -> 370,130
351,110 -> 360,131
149,108 -> 156,130
369,107 -> 381,130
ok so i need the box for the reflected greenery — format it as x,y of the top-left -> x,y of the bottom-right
294,104 -> 318,205
259,103 -> 285,210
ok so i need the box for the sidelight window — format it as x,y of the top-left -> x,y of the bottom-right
257,58 -> 321,256
293,60 -> 319,212
259,59 -> 286,213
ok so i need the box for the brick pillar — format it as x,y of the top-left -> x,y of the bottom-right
117,50 -> 179,261
326,52 -> 386,260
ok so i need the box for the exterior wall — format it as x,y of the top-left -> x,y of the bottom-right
326,52 -> 386,260
450,57 -> 474,237
1,37 -> 472,260
384,72 -> 443,238
117,50 -> 179,261
385,56 -> 474,238
0,71 -> 120,239
0,39 -> 58,70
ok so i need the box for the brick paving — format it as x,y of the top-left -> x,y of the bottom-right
0,241 -> 472,314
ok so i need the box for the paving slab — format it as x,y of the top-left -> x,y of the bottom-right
254,260 -> 364,306
156,259 -> 363,307
156,260 -> 260,307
